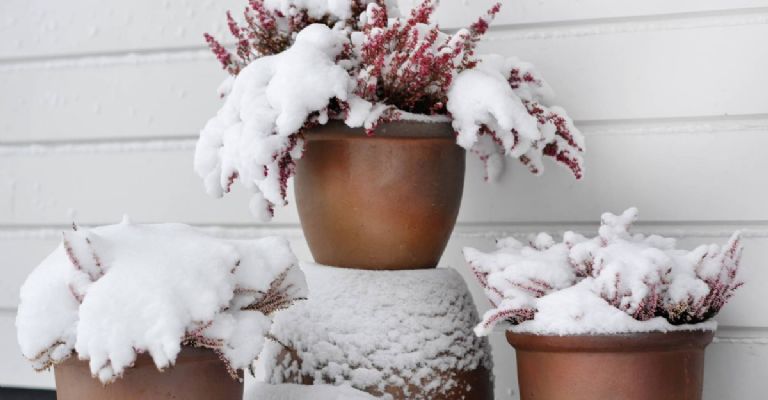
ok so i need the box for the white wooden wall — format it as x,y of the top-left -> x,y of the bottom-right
2,1 -> 768,398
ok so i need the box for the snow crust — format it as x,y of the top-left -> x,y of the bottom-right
16,220 -> 306,383
246,382 -> 375,400
465,208 -> 742,336
262,263 -> 492,399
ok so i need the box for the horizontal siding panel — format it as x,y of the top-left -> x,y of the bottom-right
704,339 -> 768,400
0,0 -> 239,60
3,230 -> 766,327
434,0 -> 768,29
0,56 -> 222,143
477,20 -> 768,122
0,128 -> 766,225
459,127 -> 768,224
3,22 -> 768,142
2,0 -> 767,59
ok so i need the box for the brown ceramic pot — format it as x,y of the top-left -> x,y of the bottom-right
506,330 -> 715,400
295,120 -> 466,270
54,347 -> 243,400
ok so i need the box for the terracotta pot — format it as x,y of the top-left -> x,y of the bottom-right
506,330 -> 715,400
295,120 -> 465,270
54,347 -> 243,400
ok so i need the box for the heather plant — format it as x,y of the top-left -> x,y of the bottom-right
17,221 -> 307,381
205,0 -> 396,74
197,0 -> 585,220
465,208 -> 744,336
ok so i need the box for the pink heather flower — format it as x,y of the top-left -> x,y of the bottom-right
204,33 -> 239,75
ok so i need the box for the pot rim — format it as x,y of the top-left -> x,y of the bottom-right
56,346 -> 241,374
505,329 -> 715,353
305,119 -> 457,140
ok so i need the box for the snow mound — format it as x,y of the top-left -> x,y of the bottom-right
448,55 -> 584,181
465,208 -> 743,336
262,263 -> 492,399
16,220 -> 306,383
195,24 -> 352,221
246,382 -> 375,400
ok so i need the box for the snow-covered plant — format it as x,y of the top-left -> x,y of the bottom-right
465,208 -> 744,336
197,0 -> 585,220
16,220 -> 307,383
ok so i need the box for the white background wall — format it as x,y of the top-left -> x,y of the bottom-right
2,0 -> 768,398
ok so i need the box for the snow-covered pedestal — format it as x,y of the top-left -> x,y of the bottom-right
262,264 -> 493,400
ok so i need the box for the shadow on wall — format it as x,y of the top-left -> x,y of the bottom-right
0,387 -> 55,400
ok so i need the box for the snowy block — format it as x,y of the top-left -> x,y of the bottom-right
262,263 -> 492,399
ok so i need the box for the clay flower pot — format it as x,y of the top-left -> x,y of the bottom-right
295,120 -> 465,270
54,347 -> 243,400
506,330 -> 715,400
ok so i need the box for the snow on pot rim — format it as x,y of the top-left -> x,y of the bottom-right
502,279 -> 718,337
16,218 -> 307,383
465,207 -> 743,338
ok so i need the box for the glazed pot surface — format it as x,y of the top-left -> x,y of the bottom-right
54,347 -> 243,400
506,330 -> 715,400
295,120 -> 465,270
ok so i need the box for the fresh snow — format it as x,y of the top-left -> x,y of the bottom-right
465,208 -> 742,336
448,55 -> 583,181
262,263 -> 492,399
16,220 -> 306,383
246,382 -> 375,400
509,280 -> 717,336
195,24 -> 351,221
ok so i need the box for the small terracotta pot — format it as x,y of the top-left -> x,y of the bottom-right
295,120 -> 465,270
54,347 -> 243,400
506,330 -> 715,400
